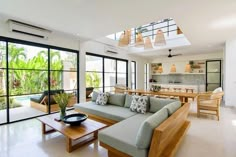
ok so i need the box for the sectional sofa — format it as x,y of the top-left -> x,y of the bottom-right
74,93 -> 190,157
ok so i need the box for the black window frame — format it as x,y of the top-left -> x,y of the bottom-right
0,36 -> 79,125
86,52 -> 128,92
131,61 -> 137,89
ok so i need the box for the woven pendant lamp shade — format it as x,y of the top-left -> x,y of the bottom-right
118,33 -> 126,47
157,66 -> 163,73
170,64 -> 176,73
135,32 -> 144,47
144,36 -> 153,49
185,64 -> 191,73
125,29 -> 131,44
154,30 -> 166,46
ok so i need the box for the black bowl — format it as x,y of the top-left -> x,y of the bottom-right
62,113 -> 88,126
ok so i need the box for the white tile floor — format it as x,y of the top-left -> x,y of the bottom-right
0,103 -> 236,157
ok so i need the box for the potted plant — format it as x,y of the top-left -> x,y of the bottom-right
54,92 -> 72,120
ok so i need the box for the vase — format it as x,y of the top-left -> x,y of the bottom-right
60,108 -> 66,120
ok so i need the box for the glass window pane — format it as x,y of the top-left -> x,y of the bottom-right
0,41 -> 6,68
9,95 -> 45,122
50,71 -> 77,91
86,72 -> 103,88
50,49 -> 77,71
207,73 -> 220,83
117,61 -> 127,73
105,58 -> 116,72
117,74 -> 126,85
0,96 -> 7,123
105,86 -> 114,93
105,73 -> 116,86
9,70 -> 48,95
207,62 -> 220,72
86,55 -> 103,72
8,43 -> 48,70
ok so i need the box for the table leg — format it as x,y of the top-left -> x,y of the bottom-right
42,123 -> 46,134
94,131 -> 98,139
66,137 -> 72,153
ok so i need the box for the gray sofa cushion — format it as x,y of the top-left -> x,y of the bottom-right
108,93 -> 126,106
98,113 -> 153,157
164,101 -> 181,116
149,97 -> 177,113
136,108 -> 168,149
74,102 -> 137,121
124,94 -> 133,108
91,91 -> 99,102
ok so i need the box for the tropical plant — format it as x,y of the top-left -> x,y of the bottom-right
54,92 -> 72,119
86,72 -> 101,88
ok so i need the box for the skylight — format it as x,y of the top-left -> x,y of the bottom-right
106,18 -> 191,51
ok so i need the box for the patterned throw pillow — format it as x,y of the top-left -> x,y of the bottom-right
130,95 -> 148,114
96,92 -> 109,105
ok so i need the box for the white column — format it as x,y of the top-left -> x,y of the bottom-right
79,42 -> 86,103
224,39 -> 236,106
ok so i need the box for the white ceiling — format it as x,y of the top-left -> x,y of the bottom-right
0,0 -> 236,58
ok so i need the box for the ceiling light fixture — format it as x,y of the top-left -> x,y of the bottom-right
154,30 -> 166,46
144,36 -> 153,49
170,64 -> 176,73
118,30 -> 131,47
135,32 -> 144,47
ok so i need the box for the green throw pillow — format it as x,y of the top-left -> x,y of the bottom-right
124,94 -> 133,108
91,91 -> 99,102
149,97 -> 176,113
108,93 -> 126,106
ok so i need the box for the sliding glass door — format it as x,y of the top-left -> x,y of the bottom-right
0,41 -> 7,124
0,37 -> 79,124
86,53 -> 128,93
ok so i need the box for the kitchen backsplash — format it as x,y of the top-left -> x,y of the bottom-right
152,74 -> 205,85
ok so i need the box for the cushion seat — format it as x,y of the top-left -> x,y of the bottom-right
74,102 -> 137,122
98,113 -> 153,157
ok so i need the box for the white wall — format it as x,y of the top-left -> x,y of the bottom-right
224,39 -> 236,107
79,40 -> 148,102
0,18 -> 80,50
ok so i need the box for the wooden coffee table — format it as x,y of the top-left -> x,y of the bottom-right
37,113 -> 107,153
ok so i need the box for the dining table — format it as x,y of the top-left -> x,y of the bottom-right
125,89 -> 199,103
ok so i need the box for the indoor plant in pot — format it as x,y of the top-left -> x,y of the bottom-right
54,92 -> 72,120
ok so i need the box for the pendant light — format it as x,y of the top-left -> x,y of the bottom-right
154,30 -> 166,46
144,36 -> 153,49
118,33 -> 126,47
135,32 -> 144,47
170,64 -> 176,73
185,64 -> 191,73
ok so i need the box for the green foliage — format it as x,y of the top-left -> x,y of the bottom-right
54,92 -> 72,110
86,72 -> 101,88
6,43 -> 64,95
0,89 -> 21,110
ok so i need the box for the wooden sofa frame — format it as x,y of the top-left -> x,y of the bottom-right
31,96 -> 76,113
76,103 -> 190,157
